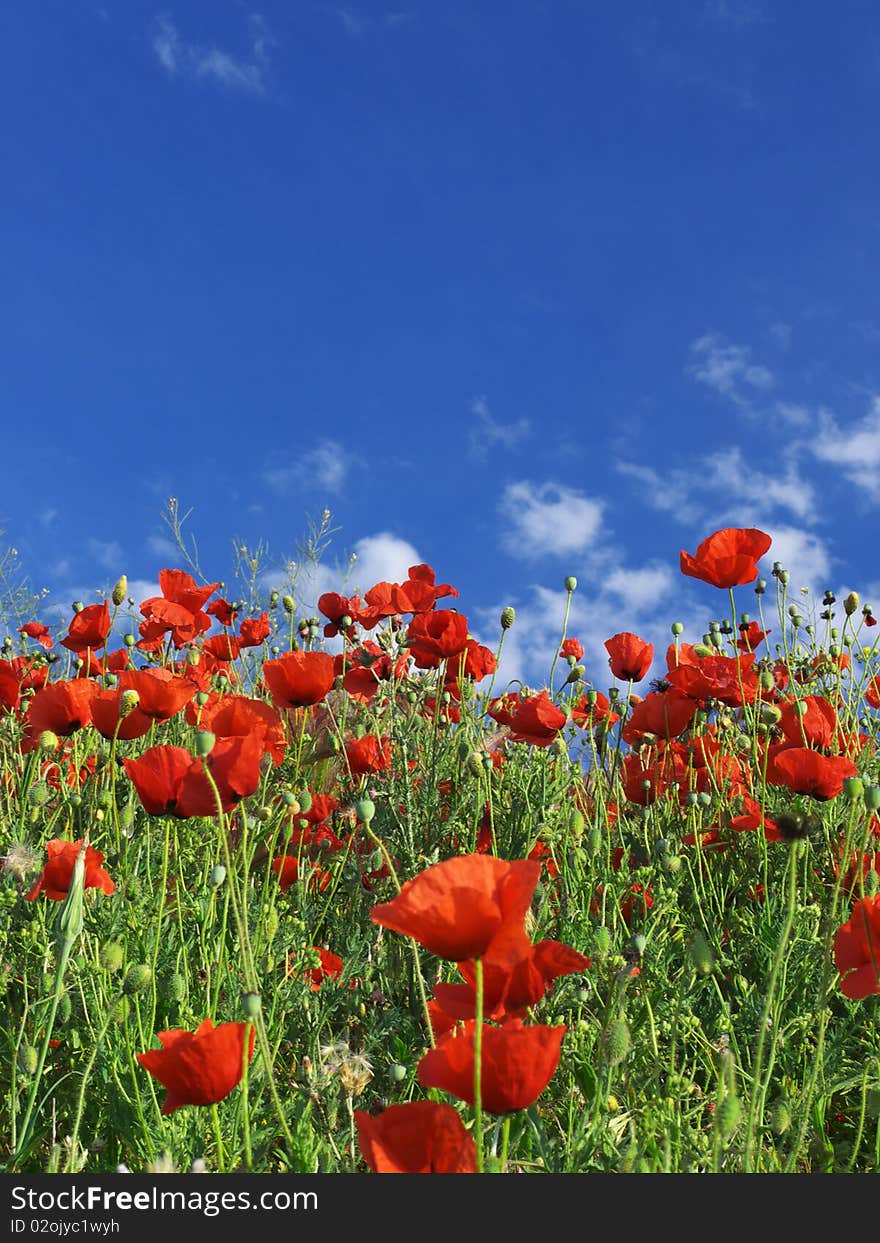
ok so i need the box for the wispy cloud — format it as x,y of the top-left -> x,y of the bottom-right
497,480 -> 604,560
468,396 -> 530,461
704,0 -> 765,27
617,446 -> 817,529
687,333 -> 774,412
811,397 -> 880,503
152,14 -> 273,95
330,7 -> 413,36
88,538 -> 124,572
264,440 -> 354,497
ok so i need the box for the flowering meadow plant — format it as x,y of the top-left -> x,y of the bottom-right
1,526 -> 880,1174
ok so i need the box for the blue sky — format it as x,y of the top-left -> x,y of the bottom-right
3,1 -> 880,683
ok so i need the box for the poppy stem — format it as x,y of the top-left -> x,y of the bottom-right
211,1102 -> 226,1172
474,957 -> 484,1174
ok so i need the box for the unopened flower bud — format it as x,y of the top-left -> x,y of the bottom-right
195,730 -> 216,757
689,930 -> 714,975
843,777 -> 864,802
601,1018 -> 631,1066
99,942 -> 125,973
38,730 -> 59,752
671,621 -> 684,636
123,633 -> 135,648
500,606 -> 516,630
111,575 -> 128,607
119,689 -> 140,719
844,592 -> 860,616
123,963 -> 152,995
209,864 -> 227,889
282,595 -> 295,615
564,576 -> 577,592
242,992 -> 262,1019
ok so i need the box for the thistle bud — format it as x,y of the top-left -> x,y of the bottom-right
111,575 -> 128,607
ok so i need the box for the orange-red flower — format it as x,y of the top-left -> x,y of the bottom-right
123,736 -> 263,818
405,610 -> 469,669
19,621 -> 53,650
137,570 -> 219,650
262,650 -> 335,709
679,527 -> 772,589
605,632 -> 654,682
26,840 -> 114,901
60,601 -> 112,654
355,1101 -> 477,1173
417,1019 -> 565,1114
136,1019 -> 255,1114
345,734 -> 392,775
23,680 -> 97,747
767,746 -> 857,800
371,854 -> 540,960
834,895 -> 880,1000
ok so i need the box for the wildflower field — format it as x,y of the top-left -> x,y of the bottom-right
2,524 -> 879,1175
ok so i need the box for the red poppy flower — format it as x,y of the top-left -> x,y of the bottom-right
60,601 -> 112,654
605,632 -> 654,682
123,736 -> 263,818
417,1019 -> 565,1114
679,527 -> 772,589
23,680 -> 98,744
138,570 -> 219,650
26,840 -> 114,901
560,638 -> 584,662
89,688 -> 154,741
406,610 -> 470,669
304,947 -> 344,990
444,638 -> 497,686
113,667 -> 195,722
19,622 -> 53,651
767,746 -> 857,800
777,696 -> 838,751
371,854 -> 540,960
186,694 -> 286,765
570,691 -> 620,732
622,689 -> 696,743
737,621 -> 770,653
238,613 -> 271,647
0,661 -> 21,713
345,734 -> 392,775
507,692 -> 567,747
201,634 -> 242,662
665,653 -> 759,707
206,597 -> 237,627
833,895 -> 880,1000
318,592 -> 362,640
355,1101 -> 477,1174
262,650 -> 335,709
136,1019 -> 255,1115
433,925 -> 590,1023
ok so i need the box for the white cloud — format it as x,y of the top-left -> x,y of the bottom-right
347,532 -> 422,595
146,533 -> 180,562
152,15 -> 272,95
497,481 -> 604,560
603,565 -> 676,616
264,440 -> 353,496
617,445 -> 816,529
468,396 -> 530,461
761,526 -> 832,592
687,333 -> 774,411
811,397 -> 880,502
88,538 -> 124,571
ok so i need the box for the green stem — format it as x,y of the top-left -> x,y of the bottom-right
473,958 -> 484,1174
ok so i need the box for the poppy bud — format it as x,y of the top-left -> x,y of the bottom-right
671,621 -> 684,636
99,942 -> 125,973
119,689 -> 140,719
844,592 -> 860,616
18,1045 -> 39,1076
593,925 -> 611,958
195,730 -> 216,757
564,576 -> 577,592
123,963 -> 153,995
864,786 -> 880,812
566,664 -> 586,684
282,595 -> 295,615
58,992 -> 72,1023
241,992 -> 262,1019
164,973 -> 187,1002
269,589 -> 279,608
689,930 -> 714,975
601,1018 -> 631,1066
843,777 -> 864,802
72,601 -> 84,614
769,1098 -> 791,1135
111,575 -> 128,607
209,864 -> 227,889
716,1094 -> 741,1138
760,704 -> 781,726
388,1063 -> 407,1083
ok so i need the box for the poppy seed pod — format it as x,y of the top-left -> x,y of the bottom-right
564,576 -> 577,592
